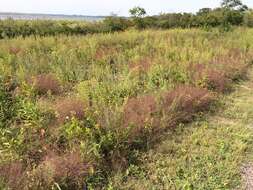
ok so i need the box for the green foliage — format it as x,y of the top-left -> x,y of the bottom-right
129,7 -> 147,18
0,19 -> 114,39
129,7 -> 147,29
0,77 -> 17,128
103,17 -> 130,32
221,0 -> 248,11
244,10 -> 253,27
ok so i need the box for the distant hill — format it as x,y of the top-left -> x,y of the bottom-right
0,12 -> 105,21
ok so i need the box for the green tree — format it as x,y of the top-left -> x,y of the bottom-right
129,7 -> 146,18
129,7 -> 147,29
221,0 -> 248,11
244,9 -> 253,27
219,0 -> 248,30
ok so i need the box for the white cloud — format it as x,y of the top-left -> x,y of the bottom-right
0,0 -> 252,16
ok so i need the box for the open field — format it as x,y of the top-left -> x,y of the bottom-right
1,28 -> 253,189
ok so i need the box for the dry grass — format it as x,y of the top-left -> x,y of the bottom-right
123,95 -> 158,129
26,151 -> 89,189
0,161 -> 25,190
190,63 -> 230,92
55,98 -> 86,123
211,49 -> 250,81
162,85 -> 214,122
95,47 -> 119,60
9,47 -> 21,55
129,58 -> 153,73
32,74 -> 61,95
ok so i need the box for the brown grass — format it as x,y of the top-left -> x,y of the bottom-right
129,58 -> 153,73
0,161 -> 25,189
9,47 -> 21,55
95,47 -> 118,60
190,63 -> 230,93
162,85 -> 214,123
55,98 -> 85,123
123,95 -> 158,130
211,49 -> 249,81
32,74 -> 61,95
189,49 -> 250,93
27,151 -> 89,189
206,69 -> 230,92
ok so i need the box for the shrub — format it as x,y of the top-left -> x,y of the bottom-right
31,74 -> 61,95
55,98 -> 86,123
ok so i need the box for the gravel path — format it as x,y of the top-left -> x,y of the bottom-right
242,164 -> 253,190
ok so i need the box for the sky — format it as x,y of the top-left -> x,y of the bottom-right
1,0 -> 253,16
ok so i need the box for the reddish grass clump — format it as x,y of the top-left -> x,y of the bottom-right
32,74 -> 61,95
189,63 -> 230,93
211,52 -> 249,81
205,69 -> 230,92
95,47 -> 118,60
162,85 -> 214,122
29,152 -> 89,189
129,58 -> 153,73
0,161 -> 25,189
123,95 -> 158,129
9,47 -> 21,55
55,98 -> 85,123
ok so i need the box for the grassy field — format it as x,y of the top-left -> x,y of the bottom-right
0,28 -> 253,189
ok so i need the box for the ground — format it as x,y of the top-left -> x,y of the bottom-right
109,68 -> 253,189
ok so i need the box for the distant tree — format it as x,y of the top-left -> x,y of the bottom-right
129,7 -> 147,29
243,9 -> 253,27
219,0 -> 248,30
221,0 -> 248,11
129,7 -> 146,18
103,16 -> 129,32
197,8 -> 212,15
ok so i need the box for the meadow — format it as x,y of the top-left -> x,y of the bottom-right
0,27 -> 253,189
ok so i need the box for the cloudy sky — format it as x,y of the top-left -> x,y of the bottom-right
1,0 -> 253,16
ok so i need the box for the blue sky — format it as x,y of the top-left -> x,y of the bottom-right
1,0 -> 253,16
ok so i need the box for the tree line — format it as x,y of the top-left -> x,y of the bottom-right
116,0 -> 253,30
0,0 -> 253,39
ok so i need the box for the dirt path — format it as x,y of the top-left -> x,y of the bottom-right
110,69 -> 253,189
